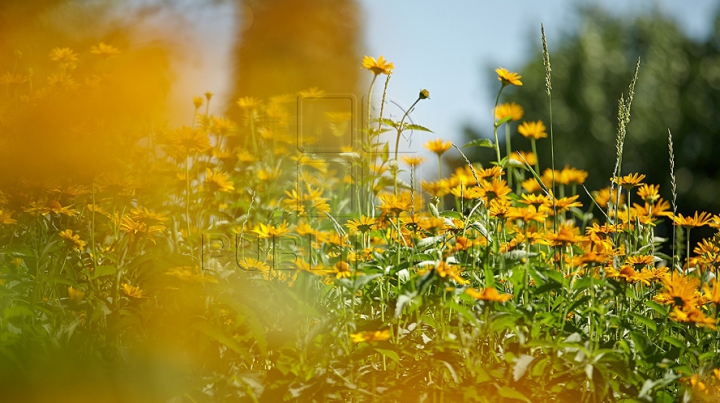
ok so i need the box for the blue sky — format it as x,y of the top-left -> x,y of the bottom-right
153,0 -> 719,172
358,0 -> 719,157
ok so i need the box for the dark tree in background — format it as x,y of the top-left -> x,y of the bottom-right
464,6 -> 720,243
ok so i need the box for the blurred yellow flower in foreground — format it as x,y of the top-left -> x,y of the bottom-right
121,283 -> 147,299
465,287 -> 513,302
90,42 -> 121,57
67,286 -> 85,303
351,329 -> 390,344
518,121 -> 547,140
495,102 -> 524,121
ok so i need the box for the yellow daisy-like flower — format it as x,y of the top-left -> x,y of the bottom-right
67,286 -> 85,303
121,283 -> 147,299
252,221 -> 290,238
494,102 -> 524,121
495,67 -> 523,86
424,139 -> 453,156
637,184 -> 660,204
90,42 -> 121,56
236,96 -> 260,109
613,173 -> 646,189
345,216 -> 377,234
402,155 -> 426,166
350,329 -> 391,344
0,210 -> 17,225
672,211 -> 713,228
362,55 -> 394,75
49,47 -> 78,64
518,121 -> 547,140
465,287 -> 513,302
509,150 -> 536,167
204,168 -> 235,193
59,229 -> 87,252
192,96 -> 205,110
333,261 -> 352,279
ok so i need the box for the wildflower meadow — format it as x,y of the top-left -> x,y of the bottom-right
2,24 -> 720,403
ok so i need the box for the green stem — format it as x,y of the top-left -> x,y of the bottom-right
492,86 -> 505,165
505,123 -> 513,187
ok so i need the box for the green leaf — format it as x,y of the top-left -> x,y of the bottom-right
629,312 -> 657,332
497,386 -> 531,403
404,123 -> 433,133
645,300 -> 668,315
662,335 -> 685,348
90,265 -> 117,279
192,319 -> 252,362
374,348 -> 400,364
494,116 -> 513,127
462,138 -> 495,149
445,299 -> 479,327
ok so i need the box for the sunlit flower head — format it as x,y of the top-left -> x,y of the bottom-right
672,211 -> 713,229
204,169 -> 235,193
90,42 -> 121,57
495,67 -> 523,86
465,287 -> 513,302
613,173 -> 645,189
518,121 -> 547,140
351,329 -> 391,344
494,102 -> 524,121
401,155 -> 426,166
424,139 -> 453,156
49,47 -> 78,66
362,55 -> 394,75
121,283 -> 147,299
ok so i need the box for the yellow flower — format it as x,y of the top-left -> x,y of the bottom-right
59,229 -> 87,251
67,286 -> 85,303
167,125 -> 210,155
192,96 -> 205,110
434,261 -> 468,285
362,55 -> 394,75
593,187 -> 625,209
237,258 -> 271,272
495,67 -> 523,86
333,261 -> 352,279
345,216 -> 377,234
637,184 -> 660,204
419,89 -> 430,99
672,211 -> 713,228
402,155 -> 426,166
90,42 -> 121,56
656,271 -> 700,309
204,168 -> 235,193
236,96 -> 259,109
0,210 -> 17,225
351,329 -> 391,344
0,72 -> 29,86
465,287 -> 513,302
252,221 -> 290,238
121,283 -> 147,299
424,139 -> 453,156
613,173 -> 645,189
518,121 -> 547,140
494,102 -> 524,121
49,47 -> 78,65
509,151 -> 536,167
558,166 -> 588,185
